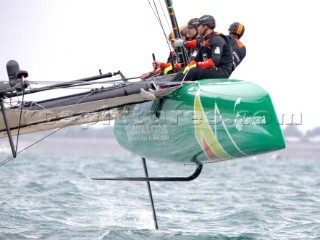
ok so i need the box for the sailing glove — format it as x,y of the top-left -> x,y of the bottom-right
174,38 -> 186,47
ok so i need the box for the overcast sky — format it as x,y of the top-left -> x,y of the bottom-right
0,0 -> 319,132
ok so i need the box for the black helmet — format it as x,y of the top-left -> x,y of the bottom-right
187,18 -> 199,29
228,22 -> 245,39
199,15 -> 216,29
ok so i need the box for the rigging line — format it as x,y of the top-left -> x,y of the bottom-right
153,0 -> 173,51
158,0 -> 172,31
154,1 -> 190,64
2,78 -> 136,98
33,76 -> 141,87
0,116 -> 80,167
8,82 -> 133,114
0,128 -> 61,166
25,86 -> 101,90
0,103 -> 117,167
148,0 -> 172,52
3,93 -> 118,131
153,0 -> 163,26
75,90 -> 96,104
27,101 -> 46,110
16,76 -> 141,86
15,88 -> 26,154
148,0 -> 162,24
0,155 -> 14,167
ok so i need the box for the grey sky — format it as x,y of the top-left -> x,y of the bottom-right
0,0 -> 318,131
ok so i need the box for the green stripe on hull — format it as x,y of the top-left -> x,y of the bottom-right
194,90 -> 234,160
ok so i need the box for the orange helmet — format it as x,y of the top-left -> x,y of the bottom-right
168,32 -> 175,42
180,25 -> 190,39
229,22 -> 245,39
168,26 -> 190,41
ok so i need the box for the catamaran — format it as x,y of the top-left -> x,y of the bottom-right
0,0 -> 285,229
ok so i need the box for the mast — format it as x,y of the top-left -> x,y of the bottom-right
164,0 -> 189,66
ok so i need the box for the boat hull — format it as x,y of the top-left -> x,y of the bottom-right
114,79 -> 285,164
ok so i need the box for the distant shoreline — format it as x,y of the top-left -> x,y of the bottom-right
275,142 -> 320,159
1,134 -> 319,159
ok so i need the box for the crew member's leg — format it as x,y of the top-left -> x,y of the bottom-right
171,67 -> 230,82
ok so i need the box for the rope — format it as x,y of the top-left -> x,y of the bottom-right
158,0 -> 172,31
0,126 -> 65,167
148,0 -> 172,52
75,91 -> 96,104
0,107 -> 92,167
0,82 -> 133,167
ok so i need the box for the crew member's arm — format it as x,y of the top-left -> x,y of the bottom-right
153,61 -> 182,71
159,62 -> 182,71
174,39 -> 198,49
140,68 -> 162,80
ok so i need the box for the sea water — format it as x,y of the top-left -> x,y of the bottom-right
0,149 -> 320,239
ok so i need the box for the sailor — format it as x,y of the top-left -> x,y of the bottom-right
186,18 -> 201,61
171,14 -> 233,82
140,28 -> 186,80
226,22 -> 246,72
165,31 -> 182,65
152,26 -> 190,76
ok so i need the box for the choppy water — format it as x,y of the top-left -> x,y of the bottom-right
1,151 -> 320,239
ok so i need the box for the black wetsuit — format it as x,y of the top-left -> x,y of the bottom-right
159,51 -> 184,75
189,48 -> 199,61
167,51 -> 179,65
171,32 -> 233,82
227,35 -> 246,72
188,37 -> 202,61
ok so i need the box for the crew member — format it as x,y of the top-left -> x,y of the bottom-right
186,18 -> 201,61
227,22 -> 246,72
140,27 -> 188,79
171,15 -> 233,82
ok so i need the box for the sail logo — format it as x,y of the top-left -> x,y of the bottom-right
194,91 -> 248,161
